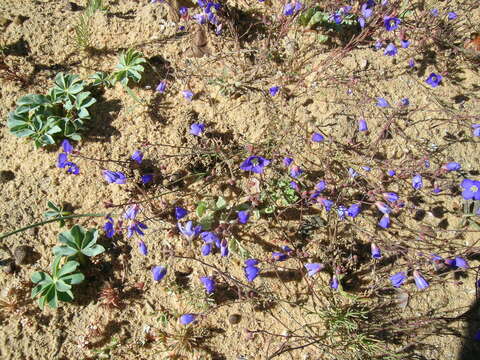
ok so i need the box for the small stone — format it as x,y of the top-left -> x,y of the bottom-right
228,314 -> 241,325
14,245 -> 32,265
0,170 -> 15,183
360,59 -> 368,70
3,260 -> 15,274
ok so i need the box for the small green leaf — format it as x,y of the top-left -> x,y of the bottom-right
216,196 -> 227,210
82,244 -> 105,257
57,261 -> 80,278
196,201 -> 208,217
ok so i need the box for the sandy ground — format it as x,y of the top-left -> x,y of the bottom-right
1,0 -> 480,359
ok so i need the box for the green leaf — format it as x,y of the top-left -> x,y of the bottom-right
53,245 -> 78,257
59,230 -> 75,244
57,290 -> 74,302
46,287 -> 58,309
82,244 -> 105,257
57,261 -> 80,278
216,196 -> 227,210
62,272 -> 85,285
196,201 -> 208,217
31,271 -> 51,284
55,279 -> 72,292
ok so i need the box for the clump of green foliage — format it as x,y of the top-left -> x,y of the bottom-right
7,72 -> 96,147
53,225 -> 105,265
112,49 -> 146,87
31,224 -> 105,309
31,256 -> 84,309
44,201 -> 72,228
74,0 -> 108,49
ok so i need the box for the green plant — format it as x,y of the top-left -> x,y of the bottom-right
90,71 -> 114,88
53,225 -> 105,265
44,201 -> 72,228
74,0 -> 108,49
259,177 -> 300,214
7,72 -> 96,147
113,49 -> 146,86
31,256 -> 84,309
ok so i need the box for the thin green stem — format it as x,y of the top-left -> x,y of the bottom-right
0,213 -> 105,241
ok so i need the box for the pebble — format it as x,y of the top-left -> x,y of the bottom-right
228,314 -> 241,325
3,260 -> 15,274
14,245 -> 32,265
0,170 -> 15,183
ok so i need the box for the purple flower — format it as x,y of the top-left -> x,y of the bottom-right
178,221 -> 202,238
315,181 -> 326,192
179,6 -> 188,16
244,264 -> 260,282
220,240 -> 229,257
330,275 -> 339,290
62,139 -> 73,154
103,170 -> 127,184
361,2 -> 374,18
331,13 -> 342,24
448,12 -> 457,20
425,73 -> 442,87
237,211 -> 249,224
321,198 -> 334,212
400,97 -> 409,106
362,166 -> 371,172
272,251 -> 288,262
376,97 -> 390,107
384,16 -> 400,31
376,201 -> 392,214
104,217 -> 115,238
358,17 -> 366,28
182,90 -> 194,101
124,204 -> 140,220
348,168 -> 359,178
179,314 -> 197,325
383,192 -> 399,203
384,43 -> 398,56
472,124 -> 480,137
454,256 -> 469,269
424,160 -> 430,168
305,263 -> 324,276
461,179 -> 480,200
401,39 -> 410,48
127,221 -> 148,237
311,132 -> 325,142
190,123 -> 205,136
283,157 -> 294,166
444,162 -> 461,171
413,270 -> 429,290
152,266 -> 167,281
245,259 -> 259,266
240,156 -> 270,174
156,81 -> 167,93
175,207 -> 188,220
138,240 -> 148,256
269,86 -> 280,96
347,203 -> 361,218
374,40 -> 383,50
390,272 -> 406,287
201,243 -> 212,256
200,276 -> 215,294
412,174 -> 423,190
409,58 -> 415,68
379,214 -> 391,229
337,205 -> 347,220
64,162 -> 80,175
358,118 -> 368,132
290,181 -> 299,191
131,150 -> 143,164
201,232 -> 221,247
141,174 -> 154,184
387,170 -> 396,176
283,1 -> 302,16
290,165 -> 303,178
57,153 -> 68,168
371,243 -> 382,259
193,13 -> 207,24
431,8 -> 439,17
